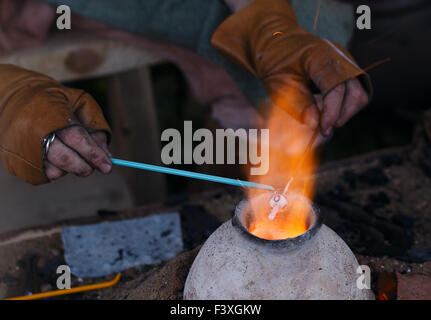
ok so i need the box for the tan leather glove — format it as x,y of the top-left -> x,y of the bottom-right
0,64 -> 111,185
211,0 -> 371,122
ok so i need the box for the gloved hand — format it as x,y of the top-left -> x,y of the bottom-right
0,64 -> 112,185
212,0 -> 372,136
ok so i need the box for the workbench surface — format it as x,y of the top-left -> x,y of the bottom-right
2,111 -> 431,300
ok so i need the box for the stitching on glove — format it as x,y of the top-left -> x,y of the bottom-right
0,146 -> 43,172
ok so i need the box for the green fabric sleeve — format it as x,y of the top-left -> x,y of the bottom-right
42,0 -> 227,52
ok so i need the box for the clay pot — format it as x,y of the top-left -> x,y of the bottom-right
184,193 -> 374,300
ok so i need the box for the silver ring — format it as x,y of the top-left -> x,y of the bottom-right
42,132 -> 56,159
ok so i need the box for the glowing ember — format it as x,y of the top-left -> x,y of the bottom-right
247,192 -> 314,240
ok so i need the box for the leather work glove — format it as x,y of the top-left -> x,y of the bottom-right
0,64 -> 112,185
212,0 -> 372,136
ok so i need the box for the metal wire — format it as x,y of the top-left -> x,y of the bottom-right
6,273 -> 121,300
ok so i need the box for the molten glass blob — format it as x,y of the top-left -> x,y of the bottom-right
246,192 -> 314,240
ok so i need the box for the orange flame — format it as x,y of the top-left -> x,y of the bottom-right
247,104 -> 318,240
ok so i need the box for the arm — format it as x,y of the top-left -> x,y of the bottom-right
41,0 -> 221,52
217,0 -> 371,136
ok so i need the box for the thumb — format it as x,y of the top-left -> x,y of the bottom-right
69,90 -> 112,143
301,104 -> 320,130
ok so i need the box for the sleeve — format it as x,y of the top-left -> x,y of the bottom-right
40,0 -> 225,52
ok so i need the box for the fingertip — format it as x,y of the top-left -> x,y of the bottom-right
90,132 -> 112,158
334,118 -> 346,128
100,159 -> 112,174
323,126 -> 333,137
45,165 -> 66,181
320,116 -> 335,136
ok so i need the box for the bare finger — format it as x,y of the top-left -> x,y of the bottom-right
56,126 -> 112,174
313,94 -> 324,112
44,160 -> 67,180
47,138 -> 94,177
335,78 -> 369,127
321,83 -> 346,136
90,131 -> 111,157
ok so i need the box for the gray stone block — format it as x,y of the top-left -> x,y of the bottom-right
62,213 -> 183,278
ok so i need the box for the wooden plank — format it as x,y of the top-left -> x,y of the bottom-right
0,31 -> 164,82
107,67 -> 167,205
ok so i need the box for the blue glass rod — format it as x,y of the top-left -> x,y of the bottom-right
111,158 -> 274,191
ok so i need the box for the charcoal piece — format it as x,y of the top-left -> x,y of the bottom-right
213,192 -> 223,199
357,167 -> 389,186
391,214 -> 415,228
326,184 -> 352,202
419,161 -> 431,180
14,253 -> 42,294
364,192 -> 391,211
363,203 -> 382,212
179,205 -> 220,249
39,256 -> 67,285
360,242 -> 405,258
368,192 -> 390,206
316,196 -> 370,225
342,170 -> 357,190
357,223 -> 385,245
403,230 -> 415,249
423,147 -> 431,158
164,193 -> 189,206
373,218 -> 410,248
397,248 -> 431,263
316,196 -> 414,258
380,154 -> 404,167
318,205 -> 341,228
